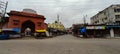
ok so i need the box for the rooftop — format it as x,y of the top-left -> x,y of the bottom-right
7,10 -> 45,19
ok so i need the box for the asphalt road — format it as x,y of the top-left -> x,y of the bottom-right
0,34 -> 120,54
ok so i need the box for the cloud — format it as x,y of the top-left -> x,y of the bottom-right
1,0 -> 120,28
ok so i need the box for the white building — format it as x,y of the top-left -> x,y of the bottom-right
91,4 -> 120,25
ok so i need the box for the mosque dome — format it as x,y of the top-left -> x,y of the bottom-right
22,9 -> 37,14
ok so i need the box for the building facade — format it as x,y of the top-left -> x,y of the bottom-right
91,4 -> 120,25
48,14 -> 65,31
4,9 -> 47,34
48,21 -> 65,31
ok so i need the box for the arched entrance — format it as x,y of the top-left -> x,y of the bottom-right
21,20 -> 35,36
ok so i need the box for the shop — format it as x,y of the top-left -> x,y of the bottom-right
73,24 -> 120,38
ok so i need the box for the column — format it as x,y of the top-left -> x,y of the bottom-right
110,28 -> 114,38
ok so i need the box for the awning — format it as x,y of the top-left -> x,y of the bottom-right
36,30 -> 47,32
13,28 -> 20,32
106,26 -> 120,28
1,28 -> 20,33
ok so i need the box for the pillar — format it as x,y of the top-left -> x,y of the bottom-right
110,28 -> 114,38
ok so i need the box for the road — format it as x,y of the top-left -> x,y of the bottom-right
0,34 -> 120,54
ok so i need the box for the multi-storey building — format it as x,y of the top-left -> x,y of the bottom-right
91,4 -> 120,25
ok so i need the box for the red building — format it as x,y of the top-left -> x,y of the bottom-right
5,10 -> 47,34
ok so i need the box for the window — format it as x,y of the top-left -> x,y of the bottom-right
114,9 -> 120,12
13,20 -> 19,25
104,12 -> 106,15
37,22 -> 42,26
105,17 -> 107,20
102,19 -> 104,22
14,23 -> 19,25
13,20 -> 20,22
13,20 -> 20,23
115,15 -> 120,19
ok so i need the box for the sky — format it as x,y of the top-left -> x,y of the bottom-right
1,0 -> 120,28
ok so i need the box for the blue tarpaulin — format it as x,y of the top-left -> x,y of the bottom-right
12,28 -> 20,33
80,27 -> 86,33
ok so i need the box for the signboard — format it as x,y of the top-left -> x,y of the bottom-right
94,26 -> 105,29
86,26 -> 94,29
106,22 -> 120,25
86,26 -> 105,29
106,26 -> 120,28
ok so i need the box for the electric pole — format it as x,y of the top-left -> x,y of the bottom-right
0,1 -> 8,28
83,15 -> 87,25
57,14 -> 59,23
3,1 -> 8,17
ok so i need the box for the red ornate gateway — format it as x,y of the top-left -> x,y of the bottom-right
5,9 -> 47,35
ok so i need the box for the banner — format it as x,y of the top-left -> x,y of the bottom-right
86,26 -> 105,29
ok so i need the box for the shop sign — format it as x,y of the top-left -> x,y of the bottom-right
86,26 -> 95,29
94,26 -> 105,29
86,26 -> 105,29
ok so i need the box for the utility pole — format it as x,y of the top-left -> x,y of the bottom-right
83,16 -> 86,24
0,1 -> 8,29
82,15 -> 88,38
0,1 -> 8,17
57,14 -> 59,23
3,1 -> 8,17
83,15 -> 87,25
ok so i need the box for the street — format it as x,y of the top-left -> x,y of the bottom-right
0,34 -> 120,54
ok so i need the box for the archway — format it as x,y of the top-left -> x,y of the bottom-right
21,20 -> 35,36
